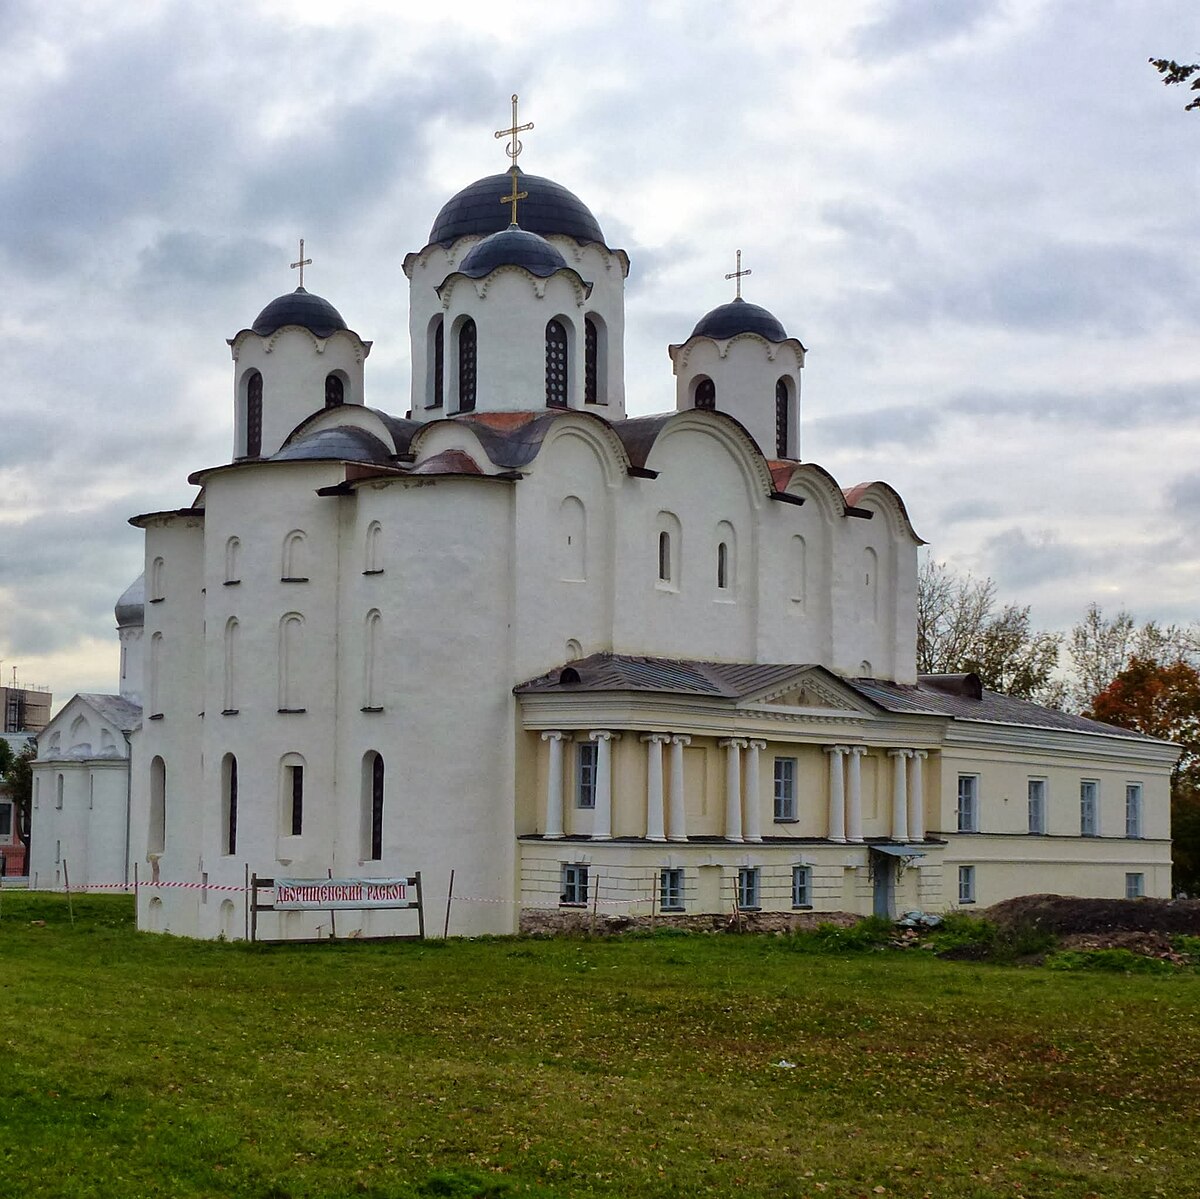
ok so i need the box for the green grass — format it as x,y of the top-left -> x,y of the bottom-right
2,895 -> 1199,1198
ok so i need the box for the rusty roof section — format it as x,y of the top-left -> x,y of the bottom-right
409,448 -> 485,476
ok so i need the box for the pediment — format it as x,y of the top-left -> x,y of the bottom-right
739,668 -> 877,719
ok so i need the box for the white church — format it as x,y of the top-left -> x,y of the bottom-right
32,104 -> 1176,937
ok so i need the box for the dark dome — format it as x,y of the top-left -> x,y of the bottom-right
115,572 -> 145,629
457,227 -> 570,280
252,287 -> 348,338
272,426 -> 393,465
690,297 -> 788,343
430,169 -> 605,246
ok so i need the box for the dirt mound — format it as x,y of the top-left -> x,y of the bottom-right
1058,930 -> 1192,963
518,908 -> 860,937
983,894 -> 1200,936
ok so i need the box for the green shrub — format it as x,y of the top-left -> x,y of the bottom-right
1046,948 -> 1176,974
780,916 -> 894,954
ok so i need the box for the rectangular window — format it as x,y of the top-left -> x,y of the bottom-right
1125,872 -> 1145,899
1027,778 -> 1046,835
1080,780 -> 1099,836
0,803 -> 11,837
956,775 -> 978,833
792,864 -> 812,908
289,765 -> 304,836
576,742 -> 598,809
1125,783 -> 1143,839
773,757 -> 797,821
660,867 -> 684,911
737,866 -> 760,910
958,864 -> 976,904
561,863 -> 589,906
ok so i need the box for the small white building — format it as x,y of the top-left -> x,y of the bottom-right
105,145 -> 1173,938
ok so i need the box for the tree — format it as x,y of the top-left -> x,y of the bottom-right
917,559 -> 1063,702
1149,58 -> 1200,110
4,742 -> 35,862
0,738 -> 13,778
1088,656 -> 1200,894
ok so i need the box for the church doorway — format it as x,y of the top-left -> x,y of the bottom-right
871,851 -> 895,919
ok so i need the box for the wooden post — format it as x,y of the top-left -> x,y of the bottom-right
443,868 -> 455,939
134,860 -> 139,930
243,863 -> 249,942
63,859 -> 75,927
414,872 -> 425,941
250,872 -> 258,944
327,868 -> 337,940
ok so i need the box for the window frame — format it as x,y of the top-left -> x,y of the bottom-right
1080,779 -> 1099,837
1027,777 -> 1047,835
660,867 -> 684,912
545,318 -> 569,408
0,801 -> 12,838
956,774 -> 979,833
1125,783 -> 1143,839
1125,871 -> 1145,899
561,863 -> 589,907
288,763 -> 304,837
791,864 -> 812,909
773,756 -> 797,822
736,866 -> 761,911
576,741 -> 598,809
958,864 -> 976,905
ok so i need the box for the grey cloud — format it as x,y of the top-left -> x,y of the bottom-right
947,382 -> 1200,430
937,498 -> 1004,525
853,0 -> 997,59
983,527 -> 1096,590
1167,471 -> 1200,514
809,404 -> 937,449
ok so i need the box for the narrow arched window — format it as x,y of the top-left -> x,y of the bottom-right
695,378 -> 716,409
658,531 -> 671,582
149,756 -> 166,854
363,521 -> 382,574
791,534 -> 807,605
559,496 -> 586,582
364,752 -> 384,861
246,371 -> 263,457
224,536 -> 241,584
717,542 -> 729,589
222,754 -> 238,855
223,618 -> 239,713
864,547 -> 879,620
431,319 -> 444,409
363,610 -> 382,709
325,373 -> 344,409
149,632 -> 163,716
545,319 -> 568,408
278,614 -> 305,712
149,557 -> 166,601
775,377 -> 790,457
584,317 -> 599,404
286,760 -> 304,836
458,319 -> 477,412
281,530 -> 307,581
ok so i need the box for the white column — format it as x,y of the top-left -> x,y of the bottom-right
719,738 -> 748,842
846,745 -> 866,843
590,730 -> 617,841
540,731 -> 567,839
668,735 -> 690,842
745,740 -> 766,843
889,749 -> 912,842
641,734 -> 670,841
824,745 -> 848,843
908,750 -> 927,842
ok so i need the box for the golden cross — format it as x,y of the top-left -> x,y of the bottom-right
290,238 -> 312,288
725,249 -> 752,299
494,92 -> 534,168
500,169 -> 529,226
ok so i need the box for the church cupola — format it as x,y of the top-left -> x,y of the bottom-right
114,572 -> 145,705
227,241 -> 372,461
404,94 -> 630,419
669,252 -> 806,459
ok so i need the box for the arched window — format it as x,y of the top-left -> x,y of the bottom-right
694,377 -> 716,410
584,317 -> 599,404
716,520 -> 737,593
282,755 -> 304,837
864,547 -> 879,620
775,377 -> 790,457
223,618 -> 239,713
457,319 -> 477,412
222,754 -> 238,855
791,535 -> 807,605
559,496 -> 586,582
363,752 -> 384,861
246,371 -> 263,457
658,531 -> 671,583
363,521 -> 382,574
148,632 -> 163,716
224,536 -> 241,584
278,614 -> 305,712
363,610 -> 382,710
717,542 -> 729,589
656,512 -> 682,588
430,318 -> 444,410
545,319 -> 569,408
55,774 -> 64,810
149,756 -> 166,854
149,557 -> 166,602
325,373 -> 344,409
281,530 -> 307,581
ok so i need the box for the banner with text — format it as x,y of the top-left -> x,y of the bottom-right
274,877 -> 415,911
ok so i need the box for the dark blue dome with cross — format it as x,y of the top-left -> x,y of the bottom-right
458,226 -> 570,279
252,288 -> 348,338
690,297 -> 788,343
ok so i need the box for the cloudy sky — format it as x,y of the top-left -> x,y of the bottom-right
0,0 -> 1197,704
